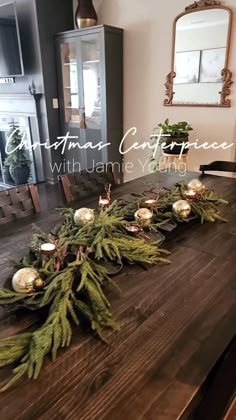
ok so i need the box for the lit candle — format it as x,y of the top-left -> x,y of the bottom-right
40,243 -> 56,256
185,189 -> 196,200
99,196 -> 110,210
126,225 -> 140,235
145,199 -> 157,210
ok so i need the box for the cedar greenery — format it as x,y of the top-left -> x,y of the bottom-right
0,181 -> 227,391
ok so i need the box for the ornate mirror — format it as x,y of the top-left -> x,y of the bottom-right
164,0 -> 233,107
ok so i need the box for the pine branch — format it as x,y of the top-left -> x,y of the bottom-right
0,271 -> 75,391
0,181 -> 228,391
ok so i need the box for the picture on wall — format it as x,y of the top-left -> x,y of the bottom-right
199,48 -> 226,83
174,50 -> 201,84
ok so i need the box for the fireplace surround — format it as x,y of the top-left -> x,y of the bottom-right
0,93 -> 45,188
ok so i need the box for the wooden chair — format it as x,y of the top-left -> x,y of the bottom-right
200,161 -> 236,175
0,184 -> 40,225
58,164 -> 117,204
224,396 -> 236,419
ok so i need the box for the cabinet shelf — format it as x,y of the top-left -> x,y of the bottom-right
56,25 -> 123,178
83,60 -> 100,64
64,62 -> 77,66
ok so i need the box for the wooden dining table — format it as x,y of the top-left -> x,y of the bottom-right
0,171 -> 236,420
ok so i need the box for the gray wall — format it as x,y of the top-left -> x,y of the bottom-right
0,0 -> 43,93
36,0 -> 74,182
0,0 -> 74,182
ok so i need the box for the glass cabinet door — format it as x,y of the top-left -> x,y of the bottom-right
60,40 -> 80,125
80,35 -> 102,130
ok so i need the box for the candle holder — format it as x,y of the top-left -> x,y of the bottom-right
40,243 -> 56,257
99,196 -> 110,211
144,199 -> 157,211
126,225 -> 140,236
105,184 -> 112,203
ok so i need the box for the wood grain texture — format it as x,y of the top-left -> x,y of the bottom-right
224,396 -> 236,419
0,171 -> 235,420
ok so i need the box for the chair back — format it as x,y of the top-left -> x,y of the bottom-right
58,165 -> 116,204
200,161 -> 236,174
0,184 -> 40,225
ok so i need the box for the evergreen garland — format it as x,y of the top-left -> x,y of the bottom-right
0,181 -> 227,391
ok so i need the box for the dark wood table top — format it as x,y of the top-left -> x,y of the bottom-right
0,171 -> 236,420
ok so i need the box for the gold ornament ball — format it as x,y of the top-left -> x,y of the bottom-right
135,208 -> 153,228
33,278 -> 45,291
188,179 -> 204,192
74,208 -> 95,226
12,268 -> 43,294
172,200 -> 191,219
184,189 -> 196,200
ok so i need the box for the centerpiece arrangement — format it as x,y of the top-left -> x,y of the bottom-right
0,180 -> 228,391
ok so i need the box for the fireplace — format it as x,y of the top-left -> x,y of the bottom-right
0,93 -> 45,189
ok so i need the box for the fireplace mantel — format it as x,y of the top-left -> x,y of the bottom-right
0,93 -> 42,116
0,93 -> 44,182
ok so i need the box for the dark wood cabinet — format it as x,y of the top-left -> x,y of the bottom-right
56,25 -> 123,181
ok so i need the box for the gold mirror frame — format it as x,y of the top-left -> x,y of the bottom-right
164,0 -> 233,107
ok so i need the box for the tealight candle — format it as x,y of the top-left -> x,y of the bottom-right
99,197 -> 110,210
145,199 -> 157,209
126,225 -> 140,235
185,189 -> 196,200
40,243 -> 56,256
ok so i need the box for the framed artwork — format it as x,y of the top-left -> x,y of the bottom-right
199,48 -> 226,83
174,50 -> 201,84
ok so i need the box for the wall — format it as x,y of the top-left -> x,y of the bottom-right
35,0 -> 74,182
0,0 -> 43,93
0,0 -> 74,182
87,0 -> 236,181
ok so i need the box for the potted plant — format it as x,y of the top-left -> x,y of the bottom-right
156,119 -> 193,156
4,123 -> 31,185
2,161 -> 14,184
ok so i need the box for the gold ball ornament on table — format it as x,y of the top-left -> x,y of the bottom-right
12,268 -> 45,294
188,179 -> 204,193
33,278 -> 46,291
135,208 -> 153,228
74,208 -> 95,226
172,200 -> 191,219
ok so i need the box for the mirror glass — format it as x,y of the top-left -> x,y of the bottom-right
173,8 -> 230,105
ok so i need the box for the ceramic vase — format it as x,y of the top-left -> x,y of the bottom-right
75,0 -> 97,29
